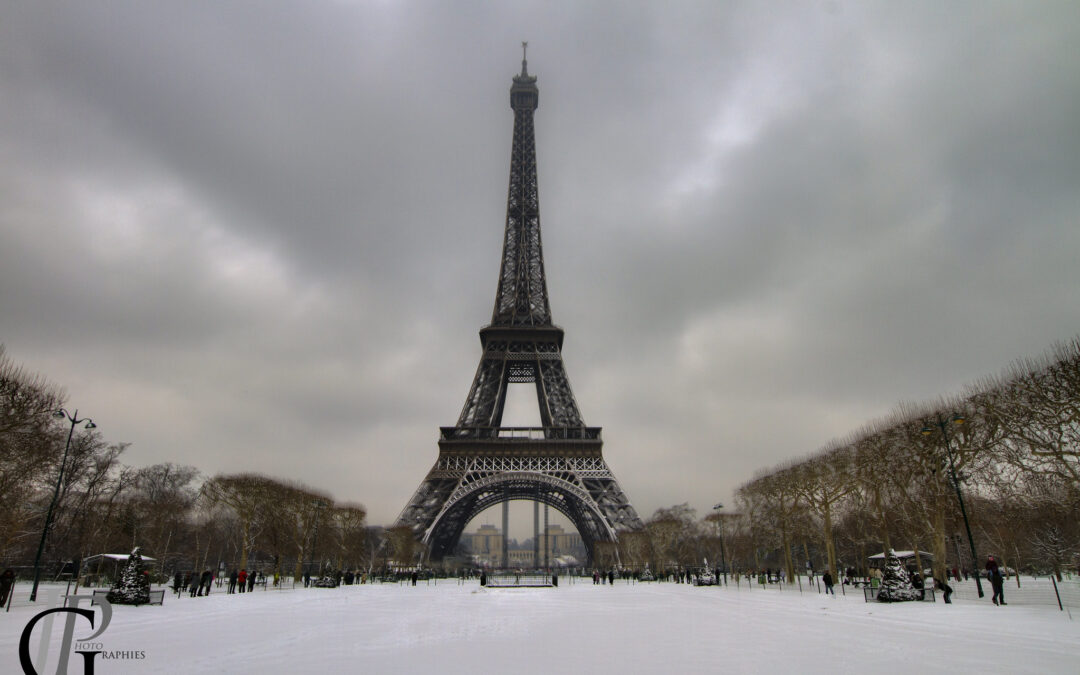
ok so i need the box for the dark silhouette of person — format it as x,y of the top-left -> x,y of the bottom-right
0,568 -> 15,606
934,577 -> 953,603
822,570 -> 835,595
248,570 -> 257,592
228,569 -> 238,594
986,556 -> 1006,605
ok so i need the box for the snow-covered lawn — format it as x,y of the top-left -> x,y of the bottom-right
3,579 -> 1078,674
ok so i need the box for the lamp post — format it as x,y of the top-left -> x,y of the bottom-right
921,414 -> 984,598
30,408 -> 96,602
713,503 -> 727,584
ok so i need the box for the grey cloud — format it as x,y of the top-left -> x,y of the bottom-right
1,1 -> 1078,525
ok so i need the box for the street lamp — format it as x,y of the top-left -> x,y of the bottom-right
30,408 -> 96,602
921,414 -> 984,598
713,503 -> 727,584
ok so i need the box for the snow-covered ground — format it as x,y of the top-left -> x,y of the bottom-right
3,577 -> 1078,674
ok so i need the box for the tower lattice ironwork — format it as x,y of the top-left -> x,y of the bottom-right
394,48 -> 642,564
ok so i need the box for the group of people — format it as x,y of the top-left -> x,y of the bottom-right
302,569 -> 368,587
173,569 -> 215,597
226,568 -> 262,593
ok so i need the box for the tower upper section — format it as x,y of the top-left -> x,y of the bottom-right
510,45 -> 538,111
490,46 -> 552,327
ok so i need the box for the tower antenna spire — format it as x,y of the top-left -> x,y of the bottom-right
521,41 -> 528,76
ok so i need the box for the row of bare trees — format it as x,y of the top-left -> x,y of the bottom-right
0,346 -> 381,580
732,338 -> 1080,583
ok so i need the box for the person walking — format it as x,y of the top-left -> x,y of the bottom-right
199,569 -> 213,596
249,570 -> 257,592
0,568 -> 15,606
986,556 -> 1006,605
238,569 -> 248,593
228,569 -> 238,594
822,570 -> 835,596
934,576 -> 953,603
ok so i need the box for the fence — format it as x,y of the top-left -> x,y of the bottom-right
943,574 -> 1080,612
483,573 -> 555,587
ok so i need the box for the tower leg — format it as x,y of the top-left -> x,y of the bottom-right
502,501 -> 509,570
533,501 -> 540,570
544,504 -> 550,568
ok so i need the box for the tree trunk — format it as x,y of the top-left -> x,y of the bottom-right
782,528 -> 795,583
294,544 -> 305,580
873,487 -> 891,553
931,504 -> 948,582
158,529 -> 173,577
239,516 -> 250,570
822,504 -> 838,580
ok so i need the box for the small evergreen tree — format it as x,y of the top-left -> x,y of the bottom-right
107,547 -> 152,605
876,550 -> 920,602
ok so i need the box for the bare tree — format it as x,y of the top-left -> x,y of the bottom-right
329,503 -> 367,570
793,441 -> 856,580
201,473 -> 278,569
386,525 -> 419,570
0,346 -> 66,559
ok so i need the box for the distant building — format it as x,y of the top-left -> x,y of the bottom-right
461,524 -> 503,567
507,549 -> 534,567
461,523 -> 586,568
541,524 -> 583,563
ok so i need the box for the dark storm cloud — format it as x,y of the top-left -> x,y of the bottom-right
1,1 -> 1078,525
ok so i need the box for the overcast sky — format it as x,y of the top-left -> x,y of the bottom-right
2,1 -> 1078,535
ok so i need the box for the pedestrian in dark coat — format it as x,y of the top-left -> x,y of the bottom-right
0,569 -> 15,606
822,570 -> 835,595
174,570 -> 184,596
986,556 -> 1006,605
934,577 -> 953,603
228,569 -> 238,594
248,570 -> 257,592
199,569 -> 213,596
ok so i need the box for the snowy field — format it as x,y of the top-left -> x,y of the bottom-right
3,578 -> 1078,674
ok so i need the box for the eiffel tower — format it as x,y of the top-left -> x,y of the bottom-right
394,47 -> 642,564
